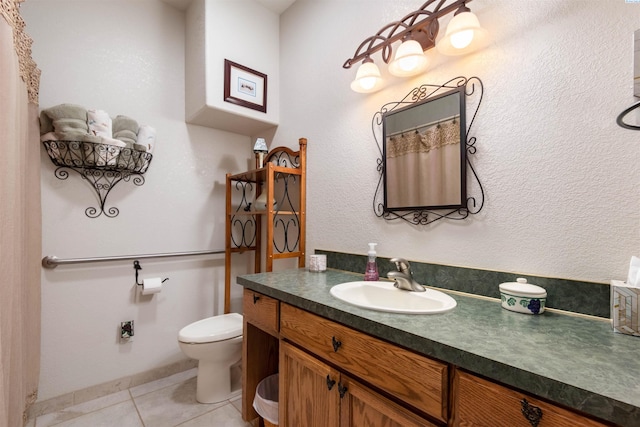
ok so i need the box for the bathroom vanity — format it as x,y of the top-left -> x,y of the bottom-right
239,268 -> 640,426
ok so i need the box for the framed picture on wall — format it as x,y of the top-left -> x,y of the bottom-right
224,59 -> 268,113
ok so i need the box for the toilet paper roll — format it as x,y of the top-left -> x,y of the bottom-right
142,277 -> 162,295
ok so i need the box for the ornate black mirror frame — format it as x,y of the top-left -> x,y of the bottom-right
372,76 -> 484,225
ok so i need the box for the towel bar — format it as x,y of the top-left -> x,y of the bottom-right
42,249 -> 224,269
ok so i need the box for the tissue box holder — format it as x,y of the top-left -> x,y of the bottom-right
611,280 -> 640,337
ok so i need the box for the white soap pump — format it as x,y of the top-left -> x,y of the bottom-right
364,243 -> 379,281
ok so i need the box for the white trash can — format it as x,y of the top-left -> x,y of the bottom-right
253,373 -> 279,426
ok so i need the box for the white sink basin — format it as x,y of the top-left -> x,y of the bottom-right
329,281 -> 457,314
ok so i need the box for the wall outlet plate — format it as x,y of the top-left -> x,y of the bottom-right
120,320 -> 134,339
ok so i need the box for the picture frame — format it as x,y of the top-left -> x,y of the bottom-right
224,59 -> 267,113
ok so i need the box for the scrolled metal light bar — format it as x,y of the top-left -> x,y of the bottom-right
42,249 -> 224,269
616,101 -> 640,130
343,0 -> 473,69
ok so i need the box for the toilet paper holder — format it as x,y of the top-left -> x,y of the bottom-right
133,260 -> 169,286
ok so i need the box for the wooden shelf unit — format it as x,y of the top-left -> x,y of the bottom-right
224,138 -> 307,313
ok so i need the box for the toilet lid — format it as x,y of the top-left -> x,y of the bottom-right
178,313 -> 243,343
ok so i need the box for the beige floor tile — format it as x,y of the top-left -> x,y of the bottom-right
176,404 -> 253,427
43,400 -> 143,427
229,395 -> 242,413
30,366 -> 250,427
133,377 -> 225,427
35,390 -> 131,427
129,368 -> 197,398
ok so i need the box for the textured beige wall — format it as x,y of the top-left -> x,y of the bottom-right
22,0 -> 257,401
278,0 -> 640,283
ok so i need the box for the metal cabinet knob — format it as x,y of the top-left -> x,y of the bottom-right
326,375 -> 336,390
338,382 -> 348,398
331,336 -> 342,352
521,398 -> 543,427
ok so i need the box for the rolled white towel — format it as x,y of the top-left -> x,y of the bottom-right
40,132 -> 61,160
100,139 -> 125,166
40,131 -> 58,142
133,143 -> 147,152
99,136 -> 126,147
113,115 -> 138,147
137,125 -> 156,153
87,109 -> 113,139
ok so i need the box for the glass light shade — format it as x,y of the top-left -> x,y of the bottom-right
253,137 -> 268,152
436,10 -> 487,56
388,39 -> 428,77
350,60 -> 384,93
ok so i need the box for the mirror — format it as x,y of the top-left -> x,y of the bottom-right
372,77 -> 484,225
383,87 -> 466,210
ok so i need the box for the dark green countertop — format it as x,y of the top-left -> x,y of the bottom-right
238,268 -> 640,426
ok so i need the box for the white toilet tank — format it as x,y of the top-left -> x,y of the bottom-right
178,313 -> 243,344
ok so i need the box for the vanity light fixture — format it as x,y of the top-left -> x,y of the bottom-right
350,57 -> 384,93
344,0 -> 486,93
436,4 -> 487,55
388,37 -> 429,77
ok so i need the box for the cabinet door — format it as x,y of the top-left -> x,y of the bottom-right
451,369 -> 610,427
340,375 -> 440,427
280,303 -> 448,422
280,341 -> 340,427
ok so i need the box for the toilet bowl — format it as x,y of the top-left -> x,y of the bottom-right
178,313 -> 243,403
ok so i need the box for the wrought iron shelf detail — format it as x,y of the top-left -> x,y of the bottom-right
372,76 -> 484,225
229,180 -> 258,249
228,171 -> 301,255
42,140 -> 153,218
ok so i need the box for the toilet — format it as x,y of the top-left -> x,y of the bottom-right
178,312 -> 243,403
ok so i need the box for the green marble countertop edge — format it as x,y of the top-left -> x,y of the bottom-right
238,268 -> 640,426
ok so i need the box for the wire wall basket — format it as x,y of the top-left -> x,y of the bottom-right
42,140 -> 152,173
42,140 -> 153,218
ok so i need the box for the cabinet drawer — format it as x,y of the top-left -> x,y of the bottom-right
280,303 -> 448,423
341,374 -> 441,427
243,289 -> 279,336
451,369 -> 610,427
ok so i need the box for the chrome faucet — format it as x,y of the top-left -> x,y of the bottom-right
387,258 -> 425,292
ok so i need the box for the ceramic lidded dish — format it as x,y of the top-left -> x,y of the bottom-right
499,278 -> 547,315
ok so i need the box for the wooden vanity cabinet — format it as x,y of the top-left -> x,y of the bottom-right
450,369 -> 611,427
281,341 -> 440,427
279,303 -> 447,425
242,289 -> 280,422
242,290 -> 614,427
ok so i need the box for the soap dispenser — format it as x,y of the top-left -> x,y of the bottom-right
364,243 -> 379,281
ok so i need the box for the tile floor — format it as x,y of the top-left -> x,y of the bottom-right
26,368 -> 255,427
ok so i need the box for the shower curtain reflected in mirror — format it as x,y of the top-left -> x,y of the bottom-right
385,116 -> 461,208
